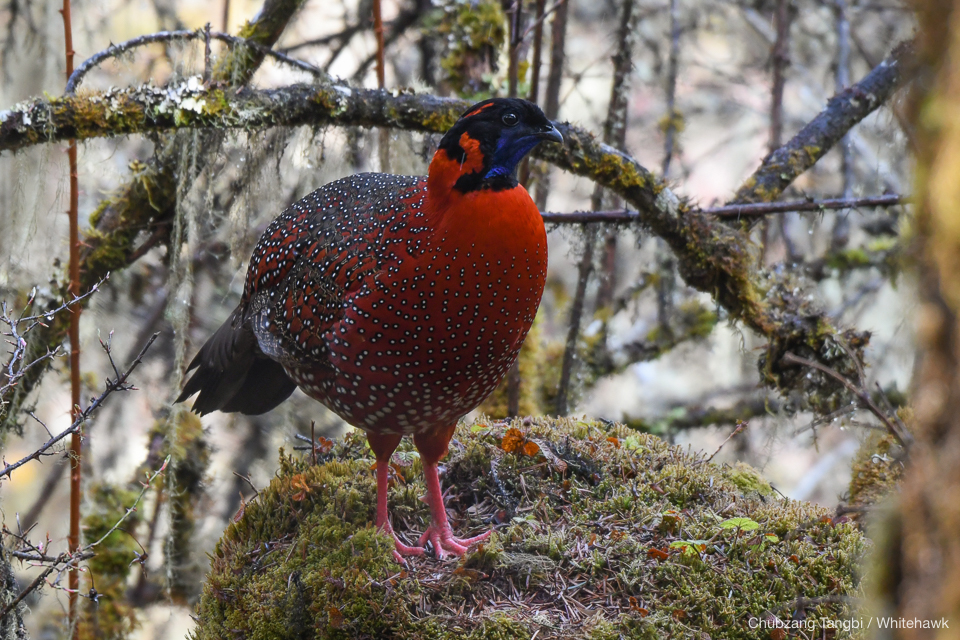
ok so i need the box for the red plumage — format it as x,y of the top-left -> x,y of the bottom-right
177,98 -> 561,559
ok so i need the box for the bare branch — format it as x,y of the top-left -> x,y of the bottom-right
0,333 -> 159,481
65,28 -> 327,94
782,352 -> 911,448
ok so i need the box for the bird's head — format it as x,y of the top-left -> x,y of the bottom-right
429,98 -> 563,195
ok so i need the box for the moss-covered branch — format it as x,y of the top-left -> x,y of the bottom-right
732,40 -> 913,206
0,83 -> 464,153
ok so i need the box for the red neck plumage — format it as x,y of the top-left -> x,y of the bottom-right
425,134 -> 486,215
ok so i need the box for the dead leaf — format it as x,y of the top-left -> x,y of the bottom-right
522,440 -> 540,456
647,547 -> 669,561
501,428 -> 524,453
291,474 -> 311,502
328,606 -> 343,629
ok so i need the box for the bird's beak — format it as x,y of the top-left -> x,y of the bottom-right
536,124 -> 563,144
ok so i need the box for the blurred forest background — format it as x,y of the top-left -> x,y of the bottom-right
0,0 -> 917,636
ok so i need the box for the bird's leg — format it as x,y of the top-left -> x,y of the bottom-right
414,425 -> 492,559
368,433 -> 425,561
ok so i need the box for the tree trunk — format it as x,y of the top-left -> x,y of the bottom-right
874,0 -> 960,633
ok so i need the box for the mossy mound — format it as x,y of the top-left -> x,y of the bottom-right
193,418 -> 867,639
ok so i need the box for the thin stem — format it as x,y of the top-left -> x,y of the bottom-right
59,0 -> 81,630
831,0 -> 854,251
65,29 -> 327,94
782,352 -> 911,449
507,0 -> 523,98
555,228 -> 596,416
222,0 -> 230,32
764,0 -> 792,262
555,0 -> 637,415
373,0 -> 390,173
540,194 -> 907,223
662,0 -> 681,176
534,0 -> 569,210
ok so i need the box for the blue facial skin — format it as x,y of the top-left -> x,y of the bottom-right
484,134 -> 543,179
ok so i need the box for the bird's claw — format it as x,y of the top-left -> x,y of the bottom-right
417,523 -> 491,559
379,522 -> 425,563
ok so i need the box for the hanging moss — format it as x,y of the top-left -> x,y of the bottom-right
157,410 -> 211,602
193,418 -> 867,639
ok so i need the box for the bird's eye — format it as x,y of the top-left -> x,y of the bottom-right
502,113 -> 519,127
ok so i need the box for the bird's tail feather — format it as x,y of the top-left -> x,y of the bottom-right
175,308 -> 297,415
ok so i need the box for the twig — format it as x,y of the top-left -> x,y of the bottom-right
555,0 -> 638,415
0,562 -> 59,621
1,457 -> 166,622
232,471 -> 260,499
1,277 -> 104,409
65,28 -> 327,94
540,194 -> 907,223
705,421 -> 747,463
203,23 -> 213,83
507,0 -> 522,97
372,0 -> 390,173
0,333 -> 159,481
555,228 -> 596,416
763,0 -> 793,262
221,0 -> 230,32
769,0 -> 790,154
86,457 -> 168,549
534,0 -> 570,210
782,352 -> 911,449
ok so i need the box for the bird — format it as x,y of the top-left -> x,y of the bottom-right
176,97 -> 562,560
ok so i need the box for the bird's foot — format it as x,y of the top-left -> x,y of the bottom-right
379,521 -> 425,563
417,523 -> 491,560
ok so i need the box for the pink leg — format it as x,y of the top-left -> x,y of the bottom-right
416,459 -> 491,559
368,433 -> 424,562
374,458 -> 425,562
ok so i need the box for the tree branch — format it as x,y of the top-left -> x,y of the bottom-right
732,40 -> 913,207
540,194 -> 907,223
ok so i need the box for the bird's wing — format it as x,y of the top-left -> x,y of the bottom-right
241,174 -> 425,364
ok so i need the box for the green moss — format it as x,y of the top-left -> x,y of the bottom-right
80,483 -> 144,639
847,431 -> 904,520
193,418 -> 867,639
724,461 -> 775,498
158,410 -> 211,601
430,0 -> 507,96
827,247 -> 871,270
